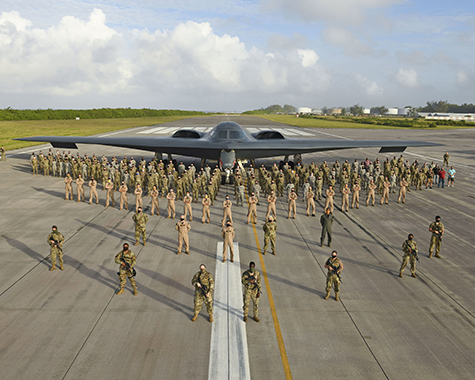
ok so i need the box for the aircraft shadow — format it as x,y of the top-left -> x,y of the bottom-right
33,186 -> 65,199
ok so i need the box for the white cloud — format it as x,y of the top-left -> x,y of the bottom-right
396,67 -> 419,88
0,10 -> 331,106
262,0 -> 404,24
355,74 -> 383,96
322,27 -> 373,57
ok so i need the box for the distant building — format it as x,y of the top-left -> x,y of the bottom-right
386,107 -> 408,116
419,112 -> 475,121
297,107 -> 312,114
328,108 -> 342,115
364,109 -> 371,115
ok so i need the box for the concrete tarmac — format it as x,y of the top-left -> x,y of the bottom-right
1,116 -> 474,380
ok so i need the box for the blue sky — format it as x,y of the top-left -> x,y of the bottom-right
0,0 -> 473,111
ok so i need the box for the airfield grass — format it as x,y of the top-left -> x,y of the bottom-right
254,114 -> 475,130
1,115 -> 207,151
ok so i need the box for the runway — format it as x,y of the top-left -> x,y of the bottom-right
1,115 -> 474,380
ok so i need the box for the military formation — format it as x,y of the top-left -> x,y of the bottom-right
35,148 -> 451,322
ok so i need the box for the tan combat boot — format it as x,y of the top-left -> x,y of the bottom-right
399,272 -> 403,278
243,316 -> 248,322
272,250 -> 276,255
133,288 -> 138,295
134,240 -> 139,246
335,294 -> 340,301
209,313 -> 213,323
143,239 -> 146,246
50,264 -> 56,271
324,292 -> 330,300
60,263 -> 64,270
435,254 -> 441,258
411,273 -> 417,278
428,252 -> 432,258
116,288 -> 124,295
253,316 -> 260,323
191,313 -> 198,322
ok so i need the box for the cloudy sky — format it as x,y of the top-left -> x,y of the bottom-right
0,0 -> 473,111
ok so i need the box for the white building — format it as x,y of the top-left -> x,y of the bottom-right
297,107 -> 312,114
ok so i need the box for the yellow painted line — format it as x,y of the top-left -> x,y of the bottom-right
244,181 -> 293,380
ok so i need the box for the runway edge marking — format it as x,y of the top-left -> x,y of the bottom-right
208,242 -> 251,380
249,206 -> 293,380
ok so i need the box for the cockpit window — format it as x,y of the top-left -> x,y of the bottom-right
215,130 -> 228,139
229,130 -> 244,139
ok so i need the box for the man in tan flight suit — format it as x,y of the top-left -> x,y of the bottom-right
134,184 -> 143,211
351,182 -> 361,209
76,174 -> 85,202
105,179 -> 115,207
341,183 -> 350,212
89,176 -> 99,204
64,174 -> 73,200
247,192 -> 257,224
306,187 -> 316,216
380,177 -> 390,205
167,189 -> 176,218
176,215 -> 191,254
222,221 -> 235,263
150,185 -> 159,215
119,181 -> 128,210
398,177 -> 408,204
202,194 -> 211,223
183,192 -> 193,221
222,195 -> 233,227
287,188 -> 297,219
366,180 -> 376,207
266,191 -> 277,221
325,185 -> 335,213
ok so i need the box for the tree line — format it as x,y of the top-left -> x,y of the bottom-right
0,108 -> 208,121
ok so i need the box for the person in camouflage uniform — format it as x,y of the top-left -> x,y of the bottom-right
324,250 -> 343,301
242,261 -> 261,322
132,207 -> 148,246
115,243 -> 138,295
262,216 -> 277,255
399,234 -> 418,278
47,225 -> 65,271
191,264 -> 214,322
429,215 -> 444,258
0,146 -> 6,161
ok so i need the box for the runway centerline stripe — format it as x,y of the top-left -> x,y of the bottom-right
208,242 -> 251,380
245,186 -> 293,380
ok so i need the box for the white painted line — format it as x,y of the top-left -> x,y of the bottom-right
246,128 -> 260,133
194,127 -> 207,131
154,127 -> 180,135
100,126 -> 149,137
209,242 -> 251,380
281,129 -> 299,136
288,128 -> 313,136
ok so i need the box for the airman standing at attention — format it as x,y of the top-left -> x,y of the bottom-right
265,191 -> 277,221
351,182 -> 361,209
262,216 -> 277,255
105,179 -> 115,207
429,215 -> 444,258
380,177 -> 390,205
201,194 -> 211,223
0,146 -> 6,161
341,183 -> 350,212
242,261 -> 261,322
47,225 -> 65,271
222,222 -> 235,263
183,192 -> 193,221
132,207 -> 148,246
236,182 -> 245,206
176,215 -> 191,254
64,174 -> 73,201
150,185 -> 160,215
366,180 -> 376,207
287,188 -> 298,219
325,185 -> 335,213
399,234 -> 418,278
134,184 -> 143,211
398,177 -> 408,204
222,195 -> 233,227
320,208 -> 334,247
89,176 -> 99,204
167,189 -> 176,219
76,174 -> 85,202
191,264 -> 214,322
443,152 -> 450,167
247,192 -> 258,224
324,250 -> 343,301
306,187 -> 316,216
115,243 -> 138,295
119,181 -> 128,210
